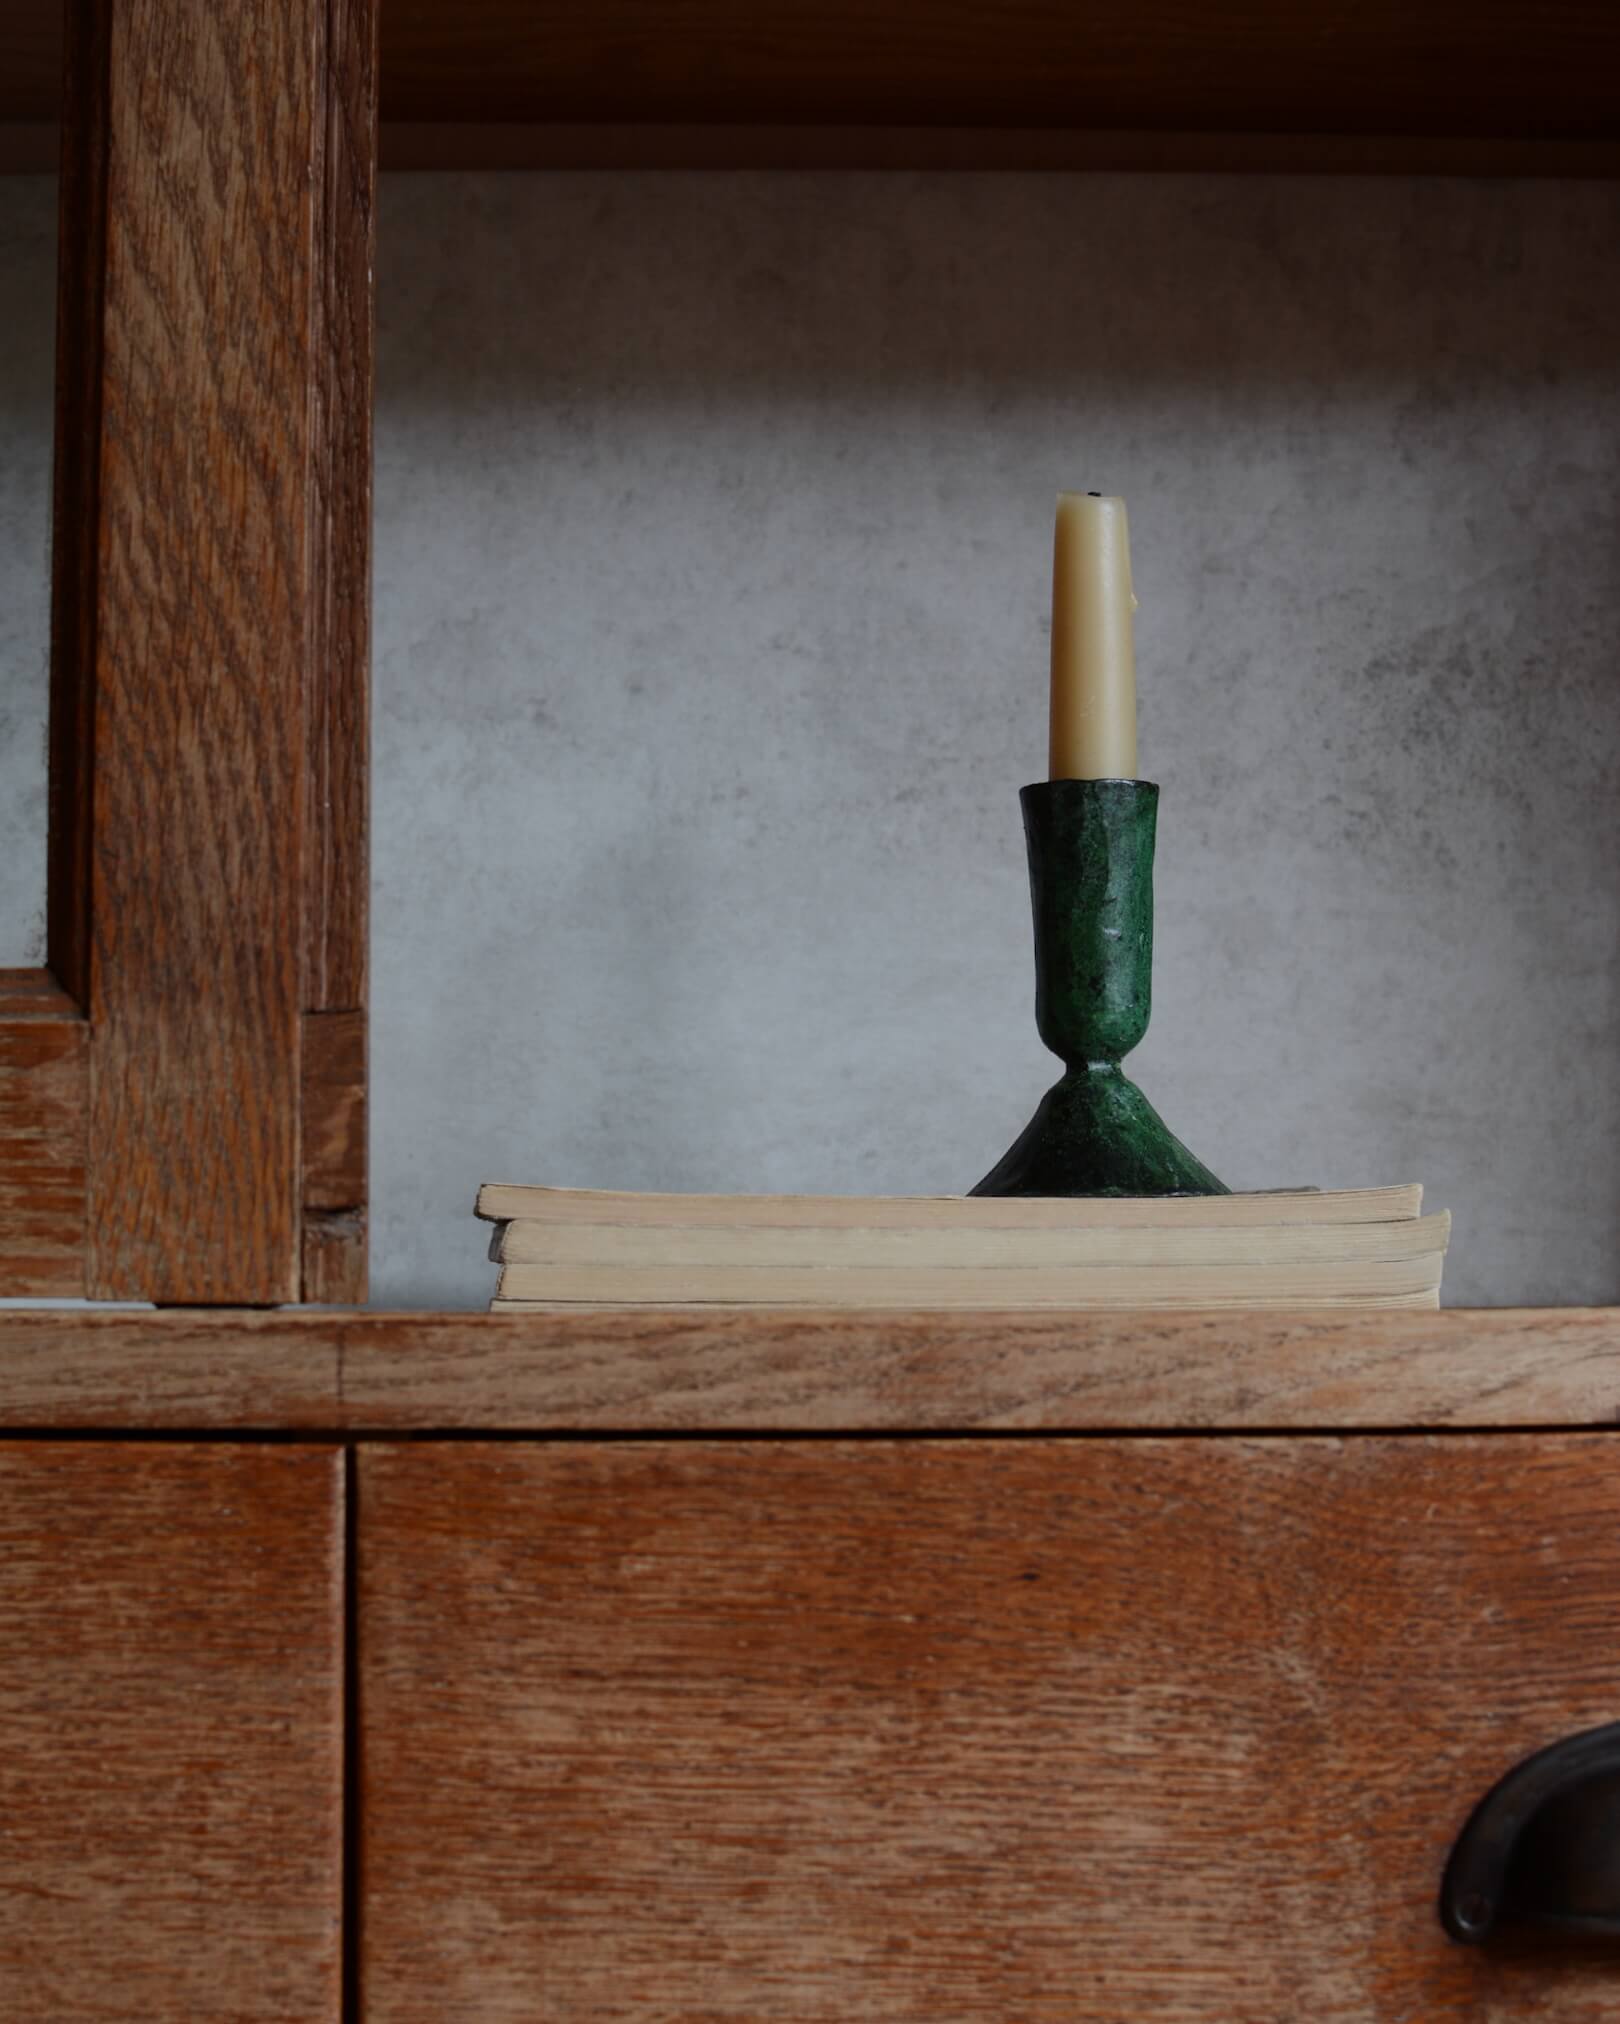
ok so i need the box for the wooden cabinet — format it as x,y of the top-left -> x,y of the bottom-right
357,1434 -> 1620,2019
1,0 -> 1617,2009
0,1443 -> 345,2020
3,1313 -> 1620,2009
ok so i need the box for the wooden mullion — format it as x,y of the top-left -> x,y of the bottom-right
45,0 -> 109,1014
301,0 -> 377,1303
56,0 -> 375,1302
306,0 -> 376,1015
83,0 -> 326,1301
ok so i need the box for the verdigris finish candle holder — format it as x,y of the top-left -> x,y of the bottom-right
972,777 -> 1228,1197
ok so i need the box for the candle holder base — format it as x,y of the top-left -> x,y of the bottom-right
971,778 -> 1227,1199
971,1063 -> 1225,1198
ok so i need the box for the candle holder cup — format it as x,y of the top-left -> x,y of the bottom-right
972,778 -> 1227,1197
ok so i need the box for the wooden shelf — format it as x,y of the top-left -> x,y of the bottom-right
6,2 -> 1619,171
1,1305 -> 1616,1432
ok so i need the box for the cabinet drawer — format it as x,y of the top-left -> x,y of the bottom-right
359,1437 -> 1620,2020
0,1444 -> 344,2021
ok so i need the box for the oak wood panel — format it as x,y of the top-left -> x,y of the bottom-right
0,1311 -> 342,1428
0,1015 -> 87,1295
0,970 -> 80,1018
86,0 -> 314,1298
337,1304 -> 1620,1431
0,1443 -> 343,2018
360,1436 -> 1620,2020
3,1306 -> 1619,1430
306,0 -> 376,1018
302,1008 -> 368,1301
8,0 -> 1620,138
84,0 -> 377,1301
304,1206 -> 370,1304
302,1009 -> 367,1208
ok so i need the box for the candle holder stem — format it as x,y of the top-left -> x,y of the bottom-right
971,779 -> 1227,1198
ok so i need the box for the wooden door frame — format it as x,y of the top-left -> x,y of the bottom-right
0,0 -> 376,1304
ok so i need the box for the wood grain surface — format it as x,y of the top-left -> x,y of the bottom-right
359,1436 -> 1620,2020
80,0 -> 377,1301
305,0 -> 376,1020
85,0 -> 320,1299
301,0 -> 376,1303
0,972 -> 84,1018
3,1305 -> 1619,1430
304,1207 -> 371,1305
339,1304 -> 1620,1430
0,1443 -> 343,2018
0,1311 -> 341,1428
8,0 -> 1620,140
0,1013 -> 87,1295
302,1009 -> 368,1301
302,1011 -> 368,1211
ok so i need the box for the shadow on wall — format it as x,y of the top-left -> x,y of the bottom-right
0,176 -> 55,967
383,172 -> 1620,400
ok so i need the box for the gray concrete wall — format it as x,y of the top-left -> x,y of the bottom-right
0,178 -> 53,967
6,171 -> 1619,1306
374,173 -> 1620,1308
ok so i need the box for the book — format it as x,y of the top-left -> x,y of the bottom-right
475,1182 -> 1423,1230
491,1212 -> 1447,1270
476,1182 -> 1447,1311
490,1289 -> 1442,1312
491,1254 -> 1445,1307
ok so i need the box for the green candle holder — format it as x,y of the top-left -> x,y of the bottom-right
971,778 -> 1228,1198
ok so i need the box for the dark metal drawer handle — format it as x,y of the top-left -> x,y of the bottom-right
1442,1721 -> 1620,1944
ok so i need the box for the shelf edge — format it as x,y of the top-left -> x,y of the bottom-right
0,1305 -> 1615,1432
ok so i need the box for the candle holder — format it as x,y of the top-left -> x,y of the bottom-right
971,778 -> 1228,1197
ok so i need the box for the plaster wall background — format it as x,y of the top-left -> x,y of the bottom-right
5,171 -> 1618,1305
0,178 -> 53,967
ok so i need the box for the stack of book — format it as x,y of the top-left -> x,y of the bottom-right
475,1183 -> 1448,1311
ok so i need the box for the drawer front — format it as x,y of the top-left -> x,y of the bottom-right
360,1437 -> 1620,2020
0,1443 -> 343,2020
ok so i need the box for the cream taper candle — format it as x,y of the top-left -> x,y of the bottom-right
1048,491 -> 1138,780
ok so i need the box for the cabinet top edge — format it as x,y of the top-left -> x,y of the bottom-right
0,1305 -> 1614,1434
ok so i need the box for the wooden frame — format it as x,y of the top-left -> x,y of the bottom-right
5,1 -> 1619,156
0,0 -> 376,1304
